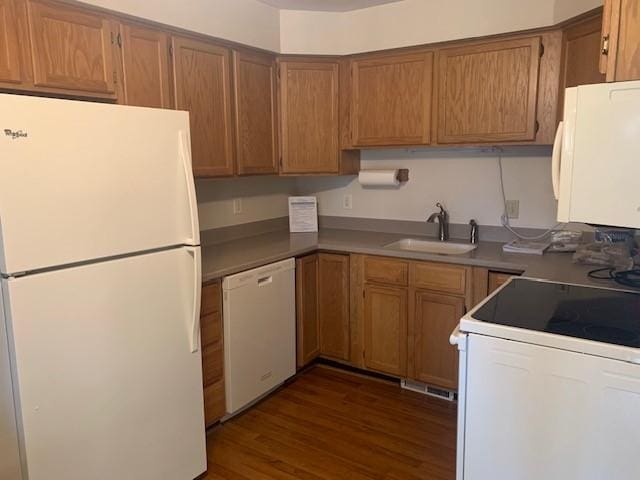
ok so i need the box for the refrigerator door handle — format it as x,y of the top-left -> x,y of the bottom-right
186,247 -> 202,353
551,121 -> 564,200
179,131 -> 199,245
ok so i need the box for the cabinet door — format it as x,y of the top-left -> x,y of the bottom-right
119,23 -> 171,108
351,51 -> 433,146
559,15 -> 605,116
318,253 -> 350,361
410,290 -> 464,390
600,0 -> 640,81
279,61 -> 340,174
0,0 -> 29,85
488,271 -> 513,295
295,255 -> 321,368
436,37 -> 541,144
26,0 -> 117,96
200,281 -> 225,426
233,50 -> 278,175
364,284 -> 407,377
172,36 -> 234,177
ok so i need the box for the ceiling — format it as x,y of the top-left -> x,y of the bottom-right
257,0 -> 404,12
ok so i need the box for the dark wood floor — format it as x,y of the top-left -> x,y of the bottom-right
204,365 -> 457,479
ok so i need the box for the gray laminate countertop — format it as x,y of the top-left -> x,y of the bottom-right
201,228 -> 631,291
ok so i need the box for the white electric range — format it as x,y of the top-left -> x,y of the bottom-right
451,277 -> 640,480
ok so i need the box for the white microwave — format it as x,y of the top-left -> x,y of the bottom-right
553,80 -> 640,229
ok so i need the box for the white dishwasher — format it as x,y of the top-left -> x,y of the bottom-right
222,258 -> 296,416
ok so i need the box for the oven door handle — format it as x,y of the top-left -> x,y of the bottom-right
450,325 -> 466,349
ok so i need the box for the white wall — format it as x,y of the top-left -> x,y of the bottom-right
296,149 -> 559,229
196,177 -> 297,231
554,0 -> 602,22
280,0 -> 602,55
80,0 -> 281,52
280,0 -> 556,55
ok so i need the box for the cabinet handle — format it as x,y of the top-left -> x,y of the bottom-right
601,35 -> 610,55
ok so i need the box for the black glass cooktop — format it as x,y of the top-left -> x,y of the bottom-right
472,278 -> 640,348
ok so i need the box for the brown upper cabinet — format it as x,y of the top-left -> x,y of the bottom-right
118,23 -> 172,108
562,14 -> 606,89
232,50 -> 278,175
0,0 -> 30,87
25,0 -> 118,97
171,36 -> 235,177
600,0 -> 640,81
279,60 -> 359,175
279,60 -> 340,174
350,51 -> 433,146
436,36 -> 542,144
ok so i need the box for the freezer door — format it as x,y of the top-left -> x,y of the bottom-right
0,94 -> 199,276
0,283 -> 22,479
2,247 -> 206,480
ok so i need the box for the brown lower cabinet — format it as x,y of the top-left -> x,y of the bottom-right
364,284 -> 408,377
296,253 -> 350,367
318,253 -> 350,361
295,253 -> 522,390
200,281 -> 225,427
409,290 -> 465,390
295,254 -> 321,368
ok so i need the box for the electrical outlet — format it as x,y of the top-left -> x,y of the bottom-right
343,194 -> 353,210
233,198 -> 242,215
505,200 -> 520,219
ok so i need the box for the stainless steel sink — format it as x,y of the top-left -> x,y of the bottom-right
384,238 -> 478,255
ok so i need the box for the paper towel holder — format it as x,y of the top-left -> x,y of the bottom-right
396,169 -> 409,183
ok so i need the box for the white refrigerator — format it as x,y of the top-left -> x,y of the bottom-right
0,94 -> 207,480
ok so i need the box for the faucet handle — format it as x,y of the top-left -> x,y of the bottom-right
469,219 -> 479,244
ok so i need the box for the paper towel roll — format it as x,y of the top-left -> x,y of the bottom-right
358,169 -> 400,187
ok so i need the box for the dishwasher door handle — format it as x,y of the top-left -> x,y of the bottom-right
258,276 -> 273,287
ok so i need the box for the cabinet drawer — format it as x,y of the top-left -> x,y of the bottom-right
201,310 -> 222,348
202,342 -> 223,386
201,281 -> 221,315
364,257 -> 409,286
410,262 -> 468,295
203,380 -> 225,426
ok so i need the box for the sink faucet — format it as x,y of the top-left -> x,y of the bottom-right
427,203 -> 449,241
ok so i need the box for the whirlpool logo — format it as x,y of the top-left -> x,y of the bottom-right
4,129 -> 28,140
